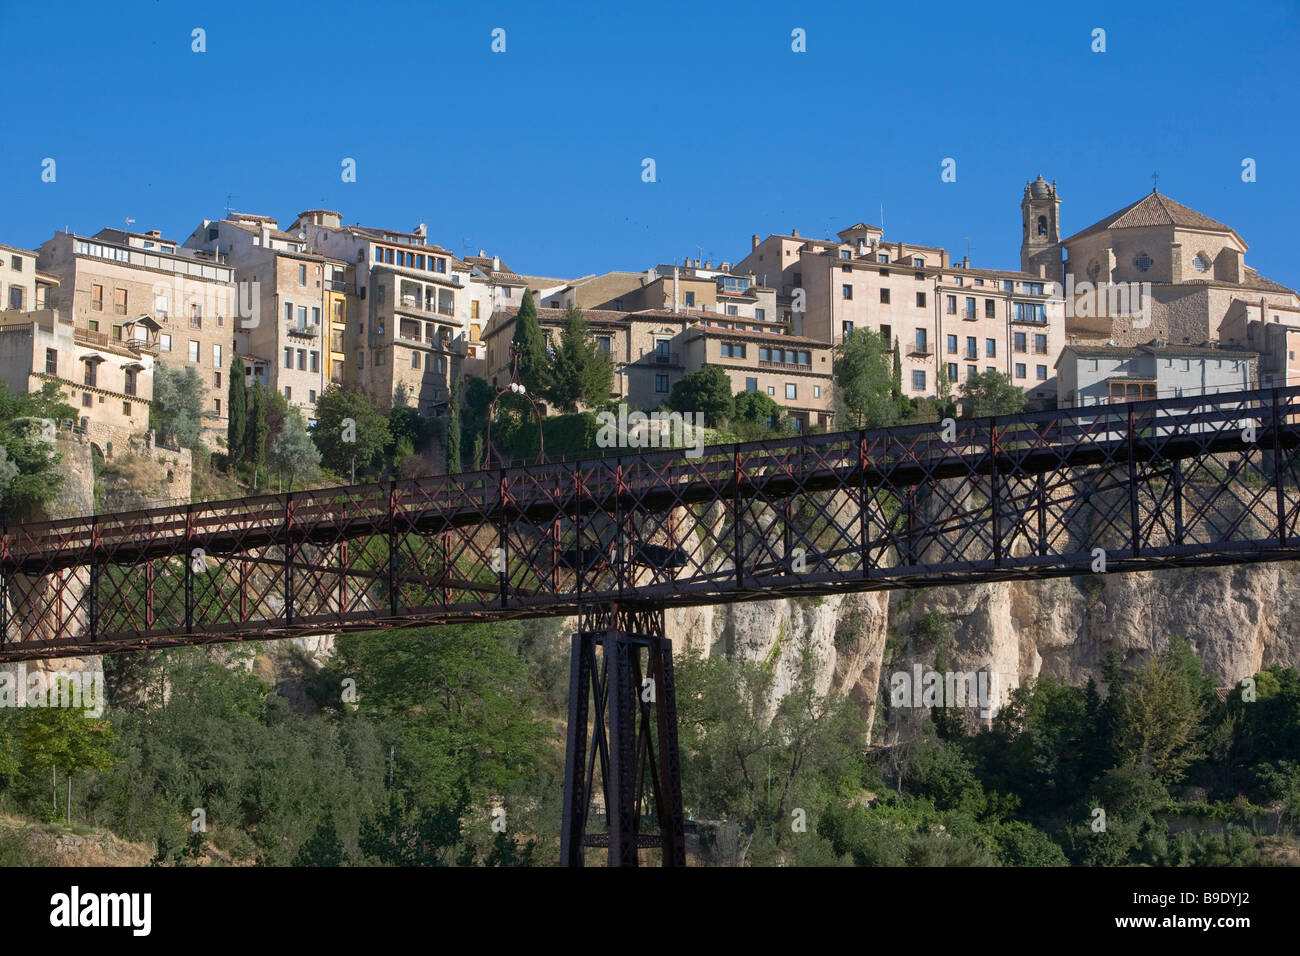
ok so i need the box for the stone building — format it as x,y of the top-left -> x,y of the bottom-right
37,228 -> 236,435
1056,340 -> 1257,407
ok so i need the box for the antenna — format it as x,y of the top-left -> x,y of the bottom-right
1151,171 -> 1159,193
224,193 -> 239,215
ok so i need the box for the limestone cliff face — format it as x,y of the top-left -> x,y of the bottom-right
662,562 -> 1300,744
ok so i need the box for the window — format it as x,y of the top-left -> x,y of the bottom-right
655,339 -> 670,362
9,256 -> 20,271
214,398 -> 221,415
82,393 -> 92,408
720,342 -> 746,358
947,363 -> 958,382
684,291 -> 695,308
283,347 -> 293,369
1002,280 -> 1014,292
655,373 -> 669,393
596,336 -> 611,355
213,371 -> 221,389
1036,365 -> 1047,381
745,377 -> 758,392
913,257 -> 924,268
842,284 -> 853,300
814,385 -> 821,398
284,387 -> 292,401
840,249 -> 851,260
357,352 -> 365,370
411,350 -> 421,368
298,264 -> 307,286
297,349 -> 306,370
114,288 -> 127,315
785,383 -> 797,400
1028,282 -> 1044,295
986,338 -> 996,358
45,348 -> 57,375
91,284 -> 103,310
916,292 -> 926,308
877,254 -> 888,264
945,295 -> 956,315
964,297 -> 976,319
965,336 -> 977,359
1133,253 -> 1153,273
83,361 -> 97,387
946,334 -> 957,354
159,333 -> 171,352
310,351 -> 319,372
756,308 -> 766,321
311,307 -> 320,326
726,305 -> 738,316
842,321 -> 854,336
1014,332 -> 1027,352
188,341 -> 200,363
124,401 -> 132,417
985,299 -> 996,318
880,288 -> 890,304
966,365 -> 977,380
297,306 -> 308,327
212,344 -> 222,368
1034,333 -> 1048,354
1014,302 -> 1047,322
1108,381 -> 1156,403
912,370 -> 926,391
799,350 -> 811,365
1015,363 -> 1026,379
471,300 -> 480,319
914,329 -> 928,352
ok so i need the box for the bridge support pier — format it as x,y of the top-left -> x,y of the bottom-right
559,604 -> 686,867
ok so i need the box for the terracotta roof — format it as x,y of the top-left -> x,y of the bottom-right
1065,190 -> 1235,243
685,324 -> 828,348
0,242 -> 38,258
1241,267 -> 1297,296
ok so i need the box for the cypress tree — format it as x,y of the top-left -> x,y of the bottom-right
510,290 -> 550,395
227,357 -> 247,469
446,378 -> 463,474
248,383 -> 269,489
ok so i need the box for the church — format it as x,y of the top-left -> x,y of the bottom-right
1019,175 -> 1300,388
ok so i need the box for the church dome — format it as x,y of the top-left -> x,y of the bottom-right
1029,174 -> 1052,199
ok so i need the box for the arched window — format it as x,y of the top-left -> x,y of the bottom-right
1036,216 -> 1047,237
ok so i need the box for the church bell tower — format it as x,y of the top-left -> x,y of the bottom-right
1020,174 -> 1063,281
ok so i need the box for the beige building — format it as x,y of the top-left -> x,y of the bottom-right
37,228 -> 236,433
183,214 -> 358,420
0,308 -> 156,440
1,244 -> 58,314
735,214 -> 1065,408
286,210 -> 470,415
1038,185 -> 1300,391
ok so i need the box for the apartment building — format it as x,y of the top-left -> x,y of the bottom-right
1,244 -> 58,313
286,210 -> 469,414
37,228 -> 236,430
183,214 -> 357,419
1057,341 -> 1257,407
0,308 -> 156,440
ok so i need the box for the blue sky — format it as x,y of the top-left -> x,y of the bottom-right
2,0 -> 1298,288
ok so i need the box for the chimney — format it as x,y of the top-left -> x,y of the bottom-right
720,261 -> 730,272
479,249 -> 487,258
704,260 -> 711,270
694,259 -> 700,268
492,255 -> 500,271
791,227 -> 800,238
147,229 -> 161,239
752,234 -> 760,251
673,267 -> 680,312
963,256 -> 970,269
414,223 -> 427,238
684,256 -> 691,267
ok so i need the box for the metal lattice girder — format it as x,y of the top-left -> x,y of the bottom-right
3,387 -> 1300,661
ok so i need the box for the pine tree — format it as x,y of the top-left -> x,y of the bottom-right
227,357 -> 247,470
548,306 -> 614,412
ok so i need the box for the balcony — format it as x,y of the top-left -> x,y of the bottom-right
326,278 -> 356,295
758,359 -> 812,370
287,322 -> 319,338
964,349 -> 978,360
651,351 -> 680,366
908,343 -> 933,357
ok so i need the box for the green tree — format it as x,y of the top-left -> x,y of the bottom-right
313,387 -> 392,481
959,370 -> 1026,418
150,362 -> 207,449
547,307 -> 614,412
511,290 -> 551,396
227,357 -> 247,468
247,383 -> 269,489
733,390 -> 785,432
0,415 -> 65,517
890,339 -> 903,404
293,815 -> 345,866
387,405 -> 435,473
668,366 -> 733,427
1110,637 -> 1212,782
268,410 -> 322,490
833,328 -> 900,428
446,379 -> 462,474
18,679 -> 119,824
